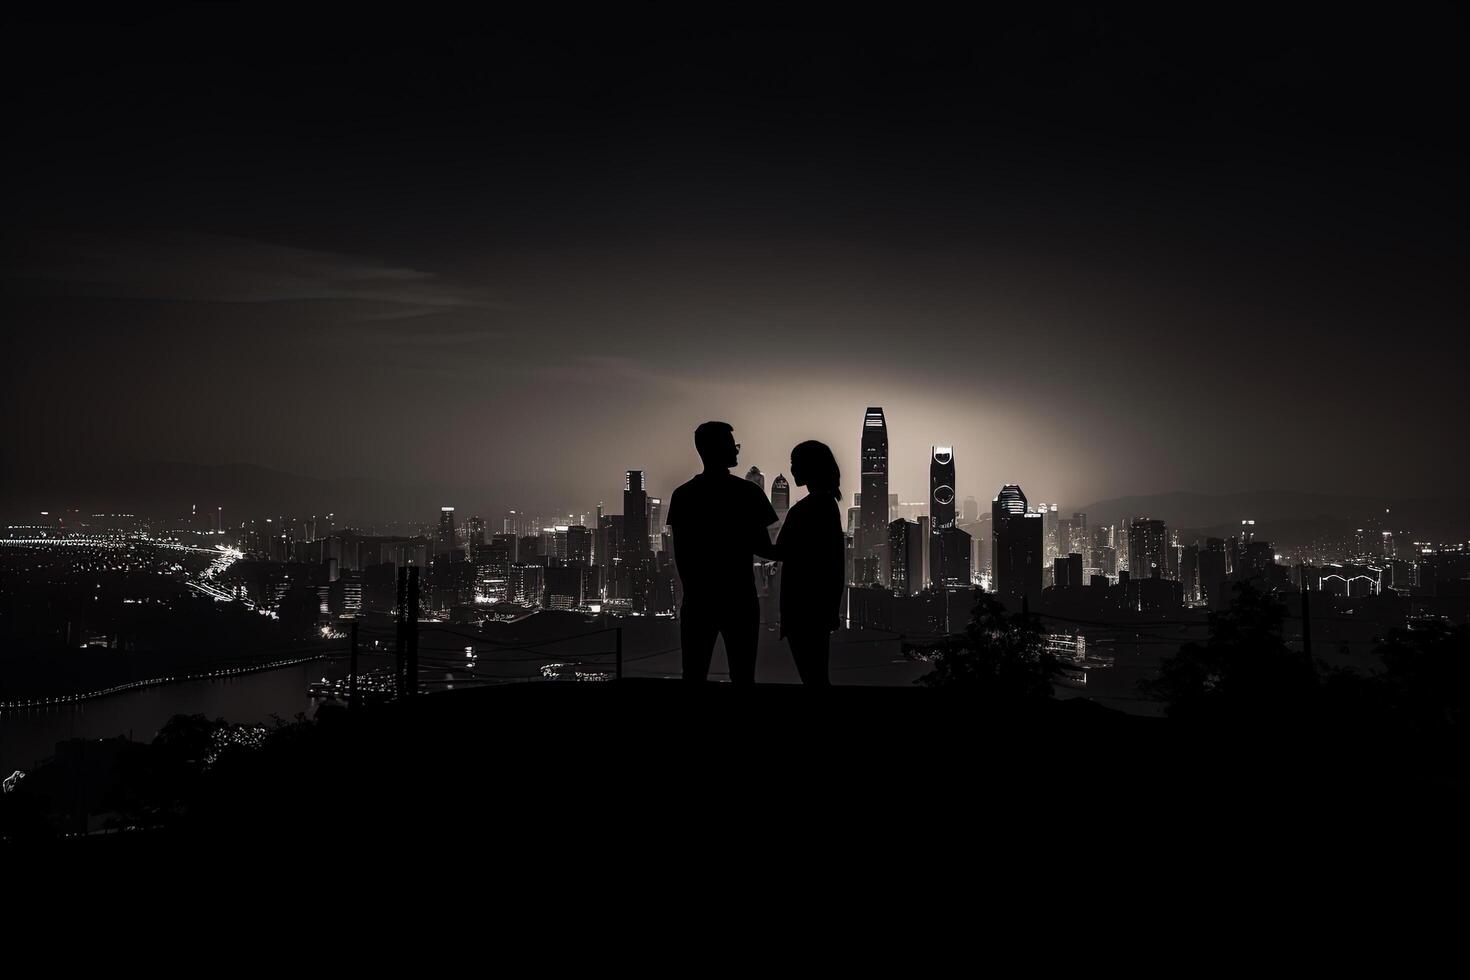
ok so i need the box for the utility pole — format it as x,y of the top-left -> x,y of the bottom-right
349,620 -> 359,712
406,565 -> 420,697
394,566 -> 408,698
1301,568 -> 1313,659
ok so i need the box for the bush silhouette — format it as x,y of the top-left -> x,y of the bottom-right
913,594 -> 1060,700
1142,581 -> 1320,720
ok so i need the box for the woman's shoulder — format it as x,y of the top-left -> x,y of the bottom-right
791,493 -> 838,515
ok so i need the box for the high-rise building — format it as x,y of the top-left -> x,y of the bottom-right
745,467 -> 765,492
437,506 -> 456,554
1180,543 -> 1200,603
859,407 -> 889,582
477,537 -> 512,602
624,470 -> 649,555
1237,540 -> 1276,583
1199,538 -> 1228,607
928,445 -> 956,586
1037,503 -> 1059,565
1054,552 -> 1084,590
1069,512 -> 1089,564
917,515 -> 932,591
467,515 -> 486,551
962,496 -> 979,523
889,519 -> 923,596
646,497 -> 663,550
993,485 -> 1043,608
545,565 -> 585,610
936,526 -> 973,589
1128,519 -> 1168,579
509,563 -> 545,607
624,469 -> 652,612
771,474 -> 790,522
566,524 -> 591,566
929,445 -> 956,533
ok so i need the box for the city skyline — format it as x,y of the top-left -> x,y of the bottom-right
5,8 -> 1469,869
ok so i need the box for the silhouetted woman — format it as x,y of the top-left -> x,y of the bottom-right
774,440 -> 845,686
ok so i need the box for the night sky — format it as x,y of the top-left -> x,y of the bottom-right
4,10 -> 1466,518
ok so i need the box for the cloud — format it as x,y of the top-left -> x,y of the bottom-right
4,230 -> 505,321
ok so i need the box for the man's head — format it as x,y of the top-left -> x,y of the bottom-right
693,421 -> 739,470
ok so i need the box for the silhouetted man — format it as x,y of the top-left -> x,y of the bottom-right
666,421 -> 779,683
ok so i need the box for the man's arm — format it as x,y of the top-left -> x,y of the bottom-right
752,523 -> 780,561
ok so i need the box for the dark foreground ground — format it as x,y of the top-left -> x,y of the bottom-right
13,680 -> 1465,852
8,681 -> 1463,958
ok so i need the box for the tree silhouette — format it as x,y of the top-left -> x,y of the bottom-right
1374,620 -> 1470,736
1142,581 -> 1320,719
914,594 -> 1061,699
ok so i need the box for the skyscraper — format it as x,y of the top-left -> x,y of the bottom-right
1199,538 -> 1228,607
624,469 -> 652,612
929,445 -> 955,586
993,485 -> 1043,608
859,407 -> 889,582
745,466 -> 765,492
962,496 -> 979,523
930,446 -> 956,531
624,470 -> 649,554
1180,543 -> 1200,603
888,518 -> 922,596
437,506 -> 456,554
936,526 -> 973,589
771,474 -> 790,523
647,496 -> 663,550
1054,552 -> 1084,589
1128,519 -> 1168,580
917,514 -> 931,591
566,524 -> 591,566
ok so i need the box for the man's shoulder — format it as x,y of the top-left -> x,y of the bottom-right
666,475 -> 707,522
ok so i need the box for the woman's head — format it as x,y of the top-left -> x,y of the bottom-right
790,440 -> 841,500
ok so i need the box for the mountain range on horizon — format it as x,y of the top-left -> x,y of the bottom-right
4,460 -> 1468,542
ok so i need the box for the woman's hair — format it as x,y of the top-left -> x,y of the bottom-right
791,440 -> 841,501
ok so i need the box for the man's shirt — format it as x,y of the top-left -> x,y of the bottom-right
666,472 -> 778,601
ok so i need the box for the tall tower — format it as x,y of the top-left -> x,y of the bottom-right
647,496 -> 663,550
437,506 -> 456,554
771,474 -> 790,522
1128,518 -> 1168,579
930,446 -> 956,531
993,485 -> 1042,607
888,519 -> 922,596
929,446 -> 955,587
624,471 -> 649,558
859,407 -> 889,582
624,470 -> 652,612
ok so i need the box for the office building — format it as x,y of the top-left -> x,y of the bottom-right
889,519 -> 923,597
772,474 -> 790,523
993,484 -> 1043,608
1128,519 -> 1168,580
859,407 -> 889,582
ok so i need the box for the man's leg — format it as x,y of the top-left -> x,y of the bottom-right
680,600 -> 718,681
722,596 -> 761,684
800,631 -> 831,687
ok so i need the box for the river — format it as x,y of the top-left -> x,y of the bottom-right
0,654 -> 387,775
1,630 -> 1165,774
